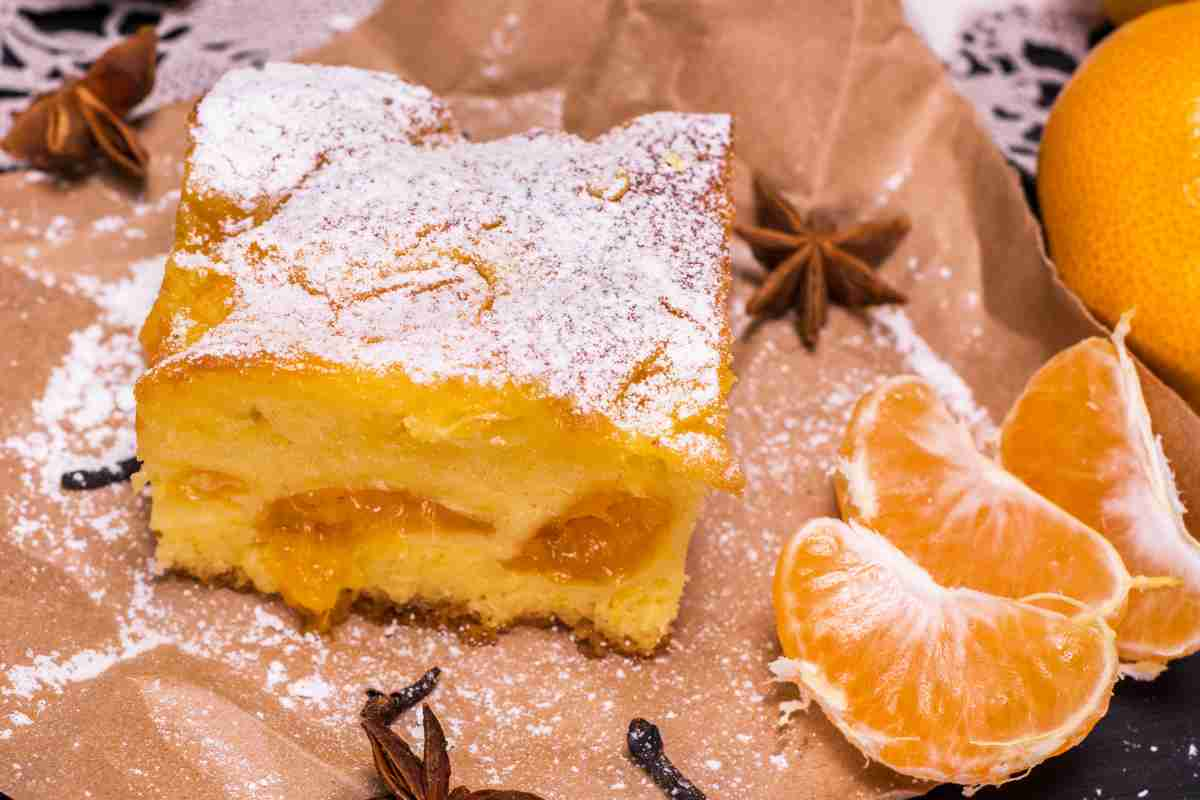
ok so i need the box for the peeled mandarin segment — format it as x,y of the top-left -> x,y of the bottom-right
835,376 -> 1130,623
1001,332 -> 1200,663
772,518 -> 1118,786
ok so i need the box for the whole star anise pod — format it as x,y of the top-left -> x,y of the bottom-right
735,176 -> 910,348
1,26 -> 157,177
360,668 -> 545,800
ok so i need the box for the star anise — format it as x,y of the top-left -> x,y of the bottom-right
1,26 -> 157,178
360,668 -> 546,800
735,176 -> 910,348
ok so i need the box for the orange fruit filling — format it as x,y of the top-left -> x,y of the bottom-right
253,486 -> 672,621
773,517 -> 1118,786
1001,323 -> 1200,664
256,488 -> 492,620
835,376 -> 1131,623
506,492 -> 672,583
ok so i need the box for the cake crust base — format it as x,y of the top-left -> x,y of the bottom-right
182,563 -> 672,658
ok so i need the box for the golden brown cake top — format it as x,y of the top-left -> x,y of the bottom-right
159,63 -> 736,483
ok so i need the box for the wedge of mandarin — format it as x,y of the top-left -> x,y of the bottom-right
835,375 -> 1131,624
1001,316 -> 1200,667
772,517 -> 1119,786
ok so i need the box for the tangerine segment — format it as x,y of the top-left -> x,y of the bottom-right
772,517 -> 1119,786
835,376 -> 1130,624
257,488 -> 493,621
1001,324 -> 1200,663
506,492 -> 673,584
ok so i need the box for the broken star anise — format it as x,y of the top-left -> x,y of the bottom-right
735,175 -> 910,348
360,668 -> 545,800
1,26 -> 157,178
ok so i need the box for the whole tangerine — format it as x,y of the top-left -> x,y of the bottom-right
1039,2 -> 1200,408
1102,0 -> 1190,25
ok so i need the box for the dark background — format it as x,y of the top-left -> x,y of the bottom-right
923,659 -> 1200,799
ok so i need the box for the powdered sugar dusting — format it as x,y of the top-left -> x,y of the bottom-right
4,256 -> 165,500
190,63 -> 459,207
870,306 -> 996,440
163,64 -> 734,474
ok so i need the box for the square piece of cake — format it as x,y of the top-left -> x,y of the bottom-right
135,63 -> 739,653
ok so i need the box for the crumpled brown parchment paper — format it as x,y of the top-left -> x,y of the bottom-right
3,1 -> 1199,799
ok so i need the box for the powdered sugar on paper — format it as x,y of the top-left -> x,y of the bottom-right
870,306 -> 996,441
4,256 -> 165,500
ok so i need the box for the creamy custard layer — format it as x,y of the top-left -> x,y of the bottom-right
137,364 -> 707,651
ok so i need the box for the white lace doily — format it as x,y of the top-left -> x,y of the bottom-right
905,0 -> 1105,175
0,0 -> 380,168
0,0 -> 1106,180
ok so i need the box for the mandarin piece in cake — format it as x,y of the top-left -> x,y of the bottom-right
134,63 -> 739,653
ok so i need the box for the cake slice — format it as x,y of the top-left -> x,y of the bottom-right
135,63 -> 740,653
